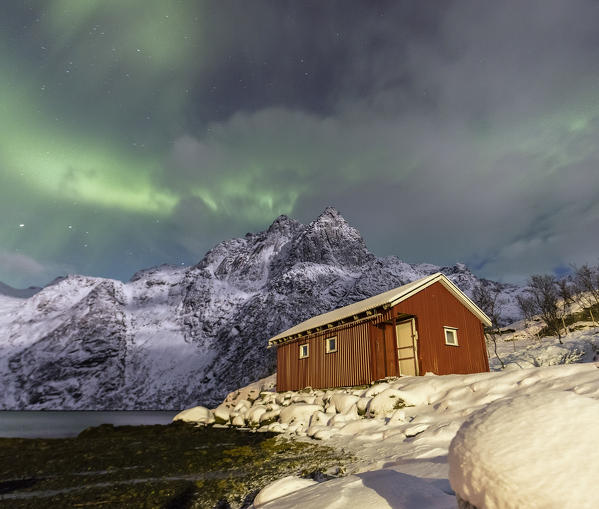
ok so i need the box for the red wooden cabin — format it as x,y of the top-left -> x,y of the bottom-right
269,273 -> 491,392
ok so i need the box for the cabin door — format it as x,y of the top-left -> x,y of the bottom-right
370,324 -> 387,381
396,319 -> 419,376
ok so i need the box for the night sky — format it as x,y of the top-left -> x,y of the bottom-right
2,1 -> 599,288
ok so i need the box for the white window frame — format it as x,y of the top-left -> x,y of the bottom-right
299,343 -> 309,359
444,327 -> 459,346
325,336 -> 338,353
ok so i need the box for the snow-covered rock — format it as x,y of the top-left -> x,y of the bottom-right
330,393 -> 360,414
279,404 -> 322,426
212,404 -> 231,424
246,405 -> 268,426
172,405 -> 214,425
0,207 -> 522,410
366,388 -> 406,417
449,391 -> 599,509
231,415 -> 245,427
252,475 -> 319,508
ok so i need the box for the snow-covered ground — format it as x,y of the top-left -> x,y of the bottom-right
490,319 -> 599,369
176,322 -> 599,508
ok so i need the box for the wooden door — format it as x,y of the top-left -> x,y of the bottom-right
396,319 -> 419,376
370,324 -> 387,381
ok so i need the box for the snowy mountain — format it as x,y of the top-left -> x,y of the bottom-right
0,207 -> 522,410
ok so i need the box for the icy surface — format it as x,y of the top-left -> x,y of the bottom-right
449,391 -> 599,509
0,207 -> 522,409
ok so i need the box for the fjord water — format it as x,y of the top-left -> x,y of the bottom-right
0,411 -> 178,438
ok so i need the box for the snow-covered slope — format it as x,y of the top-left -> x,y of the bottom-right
0,207 -> 521,410
179,359 -> 599,508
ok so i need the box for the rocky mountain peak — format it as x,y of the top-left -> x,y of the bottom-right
288,207 -> 372,267
266,214 -> 302,236
314,206 -> 348,225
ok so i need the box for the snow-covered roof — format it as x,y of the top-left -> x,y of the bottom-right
269,272 -> 492,346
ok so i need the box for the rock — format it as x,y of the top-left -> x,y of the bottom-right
279,404 -> 322,426
366,389 -> 405,417
337,420 -> 381,436
324,403 -> 337,414
260,409 -> 281,425
231,415 -> 245,427
310,411 -> 331,427
362,383 -> 391,398
275,393 -> 289,405
330,393 -> 359,414
234,400 -> 251,413
253,475 -> 318,508
387,408 -> 408,423
266,422 -> 285,432
313,395 -> 325,407
329,405 -> 359,427
313,428 -> 336,440
246,405 -> 268,426
291,395 -> 316,405
246,388 -> 261,402
213,404 -> 231,424
356,397 -> 371,416
172,406 -> 214,425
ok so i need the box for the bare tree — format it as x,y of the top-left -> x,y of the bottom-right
571,264 -> 599,325
473,283 -> 505,369
516,292 -> 542,341
525,274 -> 566,343
516,293 -> 537,324
557,277 -> 575,333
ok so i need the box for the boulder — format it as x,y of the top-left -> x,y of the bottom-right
367,389 -> 405,417
213,404 -> 231,424
246,405 -> 268,426
330,393 -> 359,414
279,404 -> 322,426
172,406 -> 214,425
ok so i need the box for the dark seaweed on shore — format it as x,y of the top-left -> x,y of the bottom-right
0,422 -> 350,508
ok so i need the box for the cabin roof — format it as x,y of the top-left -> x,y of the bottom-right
268,272 -> 492,346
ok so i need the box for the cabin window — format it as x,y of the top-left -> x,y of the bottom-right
299,344 -> 309,359
325,336 -> 337,353
444,327 -> 459,346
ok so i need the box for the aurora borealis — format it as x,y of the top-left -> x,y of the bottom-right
2,1 -> 599,287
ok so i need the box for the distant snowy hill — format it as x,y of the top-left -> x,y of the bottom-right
0,207 -> 522,410
0,281 -> 42,298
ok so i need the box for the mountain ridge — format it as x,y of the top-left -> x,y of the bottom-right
0,207 -> 522,410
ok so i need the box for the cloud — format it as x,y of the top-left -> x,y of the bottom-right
4,1 -> 599,285
0,250 -> 45,277
182,1 -> 599,281
0,250 -> 71,288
